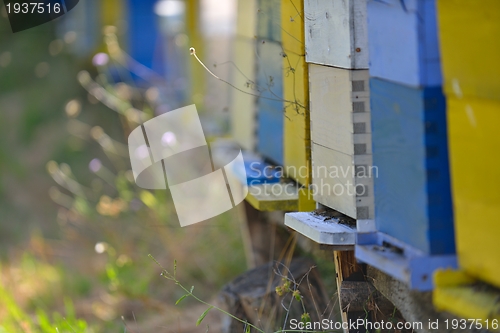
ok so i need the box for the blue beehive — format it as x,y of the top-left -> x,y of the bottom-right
367,0 -> 442,87
255,40 -> 284,165
369,78 -> 454,255
255,0 -> 284,165
127,0 -> 161,71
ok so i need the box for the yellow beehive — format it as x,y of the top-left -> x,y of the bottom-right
434,269 -> 500,329
447,97 -> 500,287
281,0 -> 315,211
437,0 -> 500,101
230,0 -> 258,151
281,0 -> 310,186
102,0 -> 123,27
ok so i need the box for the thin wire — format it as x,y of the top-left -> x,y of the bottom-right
189,47 -> 305,109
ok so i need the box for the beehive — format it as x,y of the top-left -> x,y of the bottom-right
230,0 -> 258,151
437,0 -> 500,101
309,64 -> 374,219
255,40 -> 284,165
127,0 -> 161,70
255,0 -> 284,165
282,0 -> 311,187
367,0 -> 441,87
304,0 -> 369,69
370,78 -> 454,255
446,97 -> 500,287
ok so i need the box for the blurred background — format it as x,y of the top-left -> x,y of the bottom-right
0,0 -> 258,331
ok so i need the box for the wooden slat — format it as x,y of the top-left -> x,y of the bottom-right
437,0 -> 500,101
447,97 -> 500,287
304,0 -> 368,69
284,212 -> 356,247
367,0 -> 441,87
246,183 -> 299,211
312,143 -> 375,220
309,64 -> 371,156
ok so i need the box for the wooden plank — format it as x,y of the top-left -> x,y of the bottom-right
370,78 -> 454,255
282,0 -> 312,187
437,0 -> 500,101
447,97 -> 500,288
309,64 -> 371,156
246,183 -> 299,211
367,0 -> 441,87
255,39 -> 284,165
434,270 -> 500,329
284,212 -> 356,247
230,0 -> 258,151
304,0 -> 368,69
311,143 -> 375,220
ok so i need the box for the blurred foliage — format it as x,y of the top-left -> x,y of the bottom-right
0,254 -> 91,332
0,4 -> 247,332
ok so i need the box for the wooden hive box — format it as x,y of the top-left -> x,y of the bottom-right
255,0 -> 284,165
230,0 -> 258,151
446,97 -> 500,288
304,0 -> 369,69
370,78 -> 454,255
367,0 -> 441,87
437,0 -> 500,101
255,39 -> 284,165
282,0 -> 311,187
309,64 -> 374,220
281,0 -> 316,211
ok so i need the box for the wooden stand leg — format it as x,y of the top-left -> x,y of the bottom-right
241,201 -> 291,267
334,250 -> 368,333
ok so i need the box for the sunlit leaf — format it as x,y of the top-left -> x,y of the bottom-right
175,294 -> 189,305
196,306 -> 213,326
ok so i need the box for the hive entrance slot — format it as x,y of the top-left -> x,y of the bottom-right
381,241 -> 404,255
